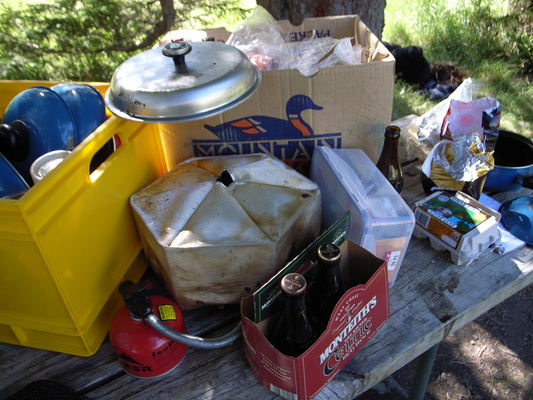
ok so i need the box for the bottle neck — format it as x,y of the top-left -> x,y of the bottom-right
323,262 -> 343,294
376,128 -> 403,194
325,262 -> 342,278
377,134 -> 399,164
284,294 -> 308,316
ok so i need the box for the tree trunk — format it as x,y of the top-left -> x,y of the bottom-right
114,0 -> 176,52
256,0 -> 386,39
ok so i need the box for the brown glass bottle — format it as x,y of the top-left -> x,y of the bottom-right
309,243 -> 345,326
376,125 -> 404,194
270,273 -> 320,357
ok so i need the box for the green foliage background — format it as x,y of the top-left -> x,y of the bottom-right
0,0 -> 252,82
383,0 -> 532,136
0,0 -> 531,136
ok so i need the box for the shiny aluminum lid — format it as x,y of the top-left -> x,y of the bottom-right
105,41 -> 261,123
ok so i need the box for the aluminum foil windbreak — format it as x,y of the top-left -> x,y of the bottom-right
130,154 -> 321,309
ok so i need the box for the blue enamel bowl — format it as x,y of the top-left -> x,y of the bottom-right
0,152 -> 29,198
500,196 -> 533,245
51,83 -> 106,145
2,86 -> 76,183
485,130 -> 533,192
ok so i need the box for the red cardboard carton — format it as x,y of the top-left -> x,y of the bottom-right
240,214 -> 390,400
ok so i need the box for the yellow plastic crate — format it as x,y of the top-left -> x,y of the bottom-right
0,81 -> 168,356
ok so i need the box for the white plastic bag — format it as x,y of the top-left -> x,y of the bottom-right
227,6 -> 289,65
319,37 -> 363,68
284,32 -> 339,76
227,6 -> 362,77
416,78 -> 475,146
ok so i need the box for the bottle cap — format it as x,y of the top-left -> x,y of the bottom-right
281,273 -> 307,296
317,243 -> 341,264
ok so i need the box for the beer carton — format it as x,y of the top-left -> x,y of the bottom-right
240,213 -> 390,400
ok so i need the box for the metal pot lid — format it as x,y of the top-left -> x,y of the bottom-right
105,41 -> 261,123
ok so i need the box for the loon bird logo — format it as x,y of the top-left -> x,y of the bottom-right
194,94 -> 340,174
203,94 -> 324,140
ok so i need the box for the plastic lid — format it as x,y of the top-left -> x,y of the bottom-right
320,146 -> 370,210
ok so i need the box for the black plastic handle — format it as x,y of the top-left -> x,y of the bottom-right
0,120 -> 31,162
118,280 -> 154,320
162,42 -> 192,67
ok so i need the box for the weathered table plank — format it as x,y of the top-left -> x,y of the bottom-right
1,165 -> 531,400
0,304 -> 244,399
324,241 -> 533,399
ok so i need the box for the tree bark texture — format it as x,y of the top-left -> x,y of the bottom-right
116,0 -> 176,52
256,0 -> 386,39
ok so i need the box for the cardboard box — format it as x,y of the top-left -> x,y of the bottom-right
158,15 -> 395,175
413,191 -> 501,265
310,147 -> 415,287
240,214 -> 390,400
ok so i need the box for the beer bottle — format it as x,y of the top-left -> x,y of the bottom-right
310,243 -> 345,326
376,125 -> 404,194
270,273 -> 320,357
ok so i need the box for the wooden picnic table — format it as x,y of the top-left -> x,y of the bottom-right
1,161 -> 532,400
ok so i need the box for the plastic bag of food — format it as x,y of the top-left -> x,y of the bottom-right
227,5 -> 289,69
227,6 -> 361,76
284,32 -> 338,76
442,97 -> 501,141
318,37 -> 363,68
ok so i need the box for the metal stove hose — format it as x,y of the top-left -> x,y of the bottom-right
146,313 -> 242,349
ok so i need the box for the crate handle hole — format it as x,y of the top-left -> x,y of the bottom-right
89,134 -> 121,178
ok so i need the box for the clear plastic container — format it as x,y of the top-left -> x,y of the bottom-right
310,147 -> 415,287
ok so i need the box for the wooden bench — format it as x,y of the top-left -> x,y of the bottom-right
1,162 -> 532,400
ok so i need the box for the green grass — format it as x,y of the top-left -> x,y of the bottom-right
383,0 -> 533,137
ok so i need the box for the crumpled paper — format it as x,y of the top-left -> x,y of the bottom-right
442,97 -> 501,141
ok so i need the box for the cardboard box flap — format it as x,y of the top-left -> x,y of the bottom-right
161,14 -> 392,64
